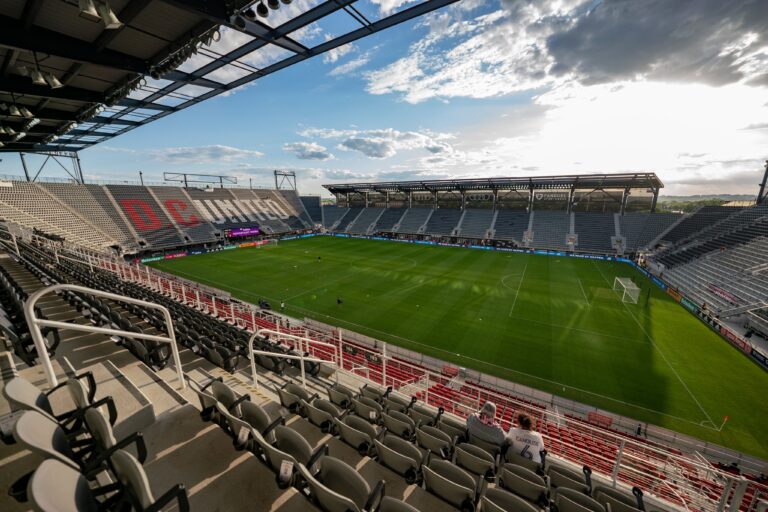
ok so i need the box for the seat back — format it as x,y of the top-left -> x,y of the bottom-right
303,398 -> 338,432
29,459 -> 99,512
409,404 -> 437,426
416,425 -> 452,458
84,408 -> 117,450
359,384 -> 386,402
274,425 -> 313,466
594,488 -> 640,512
353,397 -> 383,423
186,377 -> 217,416
374,437 -> 421,482
3,377 -> 55,420
482,487 -> 539,512
382,394 -> 410,413
549,466 -> 589,493
379,496 -> 420,512
499,464 -> 548,507
455,443 -> 495,481
110,449 -> 155,509
240,401 -> 274,441
298,460 -> 364,512
211,381 -> 238,411
438,415 -> 467,441
555,488 -> 605,512
328,384 -> 355,409
382,410 -> 416,439
335,416 -> 375,455
468,433 -> 501,459
506,450 -> 544,474
14,410 -> 78,469
422,460 -> 476,510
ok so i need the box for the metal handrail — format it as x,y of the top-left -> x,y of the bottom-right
24,284 -> 186,390
248,329 -> 327,388
257,328 -> 339,358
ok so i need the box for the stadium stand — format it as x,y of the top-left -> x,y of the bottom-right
41,183 -> 137,249
424,209 -> 463,236
531,212 -> 570,251
322,206 -> 350,230
457,209 -> 495,239
347,208 -> 385,234
575,213 -> 614,253
373,209 -> 408,232
301,196 -> 323,225
618,213 -> 681,252
1,229 -> 766,512
106,185 -> 186,249
333,207 -> 365,233
660,206 -> 739,245
148,186 -> 220,244
276,190 -> 314,229
395,208 -> 434,234
493,211 -> 529,243
0,181 -> 116,250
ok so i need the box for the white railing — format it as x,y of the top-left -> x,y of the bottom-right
247,329 -> 327,388
30,242 -> 765,512
24,284 -> 186,390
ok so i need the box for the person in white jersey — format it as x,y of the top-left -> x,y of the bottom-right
506,413 -> 546,463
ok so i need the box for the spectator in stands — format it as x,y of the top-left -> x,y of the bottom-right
506,413 -> 546,463
635,423 -> 642,436
466,401 -> 505,447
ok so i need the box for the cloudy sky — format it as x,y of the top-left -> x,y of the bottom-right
3,0 -> 766,197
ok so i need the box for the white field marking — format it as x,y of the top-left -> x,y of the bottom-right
591,260 -> 715,427
508,261 -> 529,317
577,278 -> 590,307
162,260 -> 713,429
499,273 -> 525,291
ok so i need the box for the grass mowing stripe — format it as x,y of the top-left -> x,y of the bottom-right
507,259 -> 529,317
150,237 -> 768,458
591,259 -> 716,427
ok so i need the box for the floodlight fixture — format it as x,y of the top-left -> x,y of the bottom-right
256,2 -> 269,17
97,1 -> 123,29
44,72 -> 64,89
78,0 -> 101,22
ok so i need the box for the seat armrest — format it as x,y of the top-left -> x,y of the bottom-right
364,480 -> 386,512
146,484 -> 189,512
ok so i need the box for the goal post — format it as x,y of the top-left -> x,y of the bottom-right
613,277 -> 640,304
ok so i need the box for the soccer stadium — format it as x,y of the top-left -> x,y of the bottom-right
0,2 -> 767,512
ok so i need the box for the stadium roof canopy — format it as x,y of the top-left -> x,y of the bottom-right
0,0 -> 456,153
324,173 -> 665,194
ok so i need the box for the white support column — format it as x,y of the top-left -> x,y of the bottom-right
611,440 -> 625,485
11,234 -> 19,256
195,290 -> 201,310
181,285 -> 186,304
338,329 -> 344,369
251,309 -> 256,331
212,297 -> 218,317
382,342 -> 388,388
230,302 -> 235,322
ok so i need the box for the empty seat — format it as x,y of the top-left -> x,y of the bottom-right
555,488 -> 605,512
374,436 -> 423,484
416,425 -> 453,460
455,443 -> 496,488
335,415 -> 380,456
276,382 -> 313,413
593,486 -> 644,512
303,398 -> 342,433
498,464 -> 549,509
298,456 -> 385,512
109,449 -> 189,511
482,487 -> 539,512
422,459 -> 476,510
548,465 -> 591,494
382,410 -> 416,439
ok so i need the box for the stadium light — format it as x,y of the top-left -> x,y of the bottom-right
97,1 -> 122,29
0,126 -> 6,135
281,0 -> 292,4
0,141 -> 4,148
44,72 -> 64,89
8,104 -> 21,117
268,0 -> 280,9
256,2 -> 269,17
78,0 -> 101,22
20,107 -> 34,118
243,7 -> 256,19
30,69 -> 47,86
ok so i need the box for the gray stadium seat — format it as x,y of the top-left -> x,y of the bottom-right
83,408 -> 148,465
28,459 -> 99,512
276,382 -> 313,413
382,409 -> 416,439
359,384 -> 389,402
298,456 -> 385,512
374,436 -> 423,484
422,459 -> 476,510
110,449 -> 189,511
482,487 -> 540,512
379,496 -> 421,512
555,488 -> 606,512
593,486 -> 644,512
328,383 -> 356,409
505,449 -> 547,475
252,424 -> 324,488
334,415 -> 380,456
353,396 -> 383,423
438,415 -> 468,441
468,432 -> 502,459
13,410 -> 81,470
548,465 -> 591,494
416,425 -> 453,460
186,376 -> 219,420
498,464 -> 549,509
303,398 -> 343,433
409,404 -> 439,426
382,393 -> 412,413
454,443 -> 496,489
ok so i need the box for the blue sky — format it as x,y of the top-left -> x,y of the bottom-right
1,0 -> 766,197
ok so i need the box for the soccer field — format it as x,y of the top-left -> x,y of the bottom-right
149,236 -> 768,458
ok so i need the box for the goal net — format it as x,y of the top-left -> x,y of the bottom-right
613,277 -> 640,304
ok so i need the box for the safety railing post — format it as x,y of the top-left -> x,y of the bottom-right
611,440 -> 625,486
24,284 -> 186,391
382,342 -> 387,388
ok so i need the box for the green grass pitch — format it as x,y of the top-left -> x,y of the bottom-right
149,236 -> 768,458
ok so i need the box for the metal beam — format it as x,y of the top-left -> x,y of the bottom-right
164,70 -> 225,90
0,15 -> 150,74
117,98 -> 177,112
0,75 -> 104,102
160,0 -> 308,54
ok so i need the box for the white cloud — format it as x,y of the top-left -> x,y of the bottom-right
300,126 -> 456,160
151,145 -> 264,164
283,142 -> 335,161
329,54 -> 371,76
